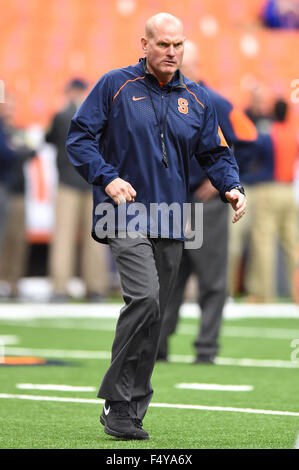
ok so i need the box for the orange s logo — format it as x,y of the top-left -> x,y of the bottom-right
178,98 -> 188,114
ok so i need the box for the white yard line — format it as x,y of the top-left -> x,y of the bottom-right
0,393 -> 299,417
0,303 -> 298,319
175,383 -> 253,392
16,384 -> 96,392
0,335 -> 19,344
17,382 -> 253,393
3,346 -> 299,369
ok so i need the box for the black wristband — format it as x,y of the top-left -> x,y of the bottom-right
232,185 -> 246,196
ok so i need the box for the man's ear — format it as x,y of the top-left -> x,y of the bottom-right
141,36 -> 147,54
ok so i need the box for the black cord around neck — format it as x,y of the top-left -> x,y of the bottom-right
144,76 -> 174,168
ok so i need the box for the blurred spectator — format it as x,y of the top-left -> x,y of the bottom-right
262,0 -> 299,29
245,84 -> 273,132
228,84 -> 273,297
46,79 -> 110,302
0,93 -> 36,298
249,99 -> 298,301
0,94 -> 17,253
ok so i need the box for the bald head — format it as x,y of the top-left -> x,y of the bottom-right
181,40 -> 201,83
141,13 -> 185,84
145,13 -> 184,39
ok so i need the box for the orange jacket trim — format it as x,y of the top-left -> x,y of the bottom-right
184,84 -> 205,109
229,108 -> 258,141
113,76 -> 146,102
218,125 -> 229,147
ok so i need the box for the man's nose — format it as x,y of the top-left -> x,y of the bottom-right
167,45 -> 175,56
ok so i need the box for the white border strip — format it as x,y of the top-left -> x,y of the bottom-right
0,303 -> 298,319
176,383 -> 253,392
0,304 -> 119,319
0,393 -> 299,417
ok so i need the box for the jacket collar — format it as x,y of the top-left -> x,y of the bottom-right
138,57 -> 185,89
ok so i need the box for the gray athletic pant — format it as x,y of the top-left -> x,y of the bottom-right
158,197 -> 229,359
97,233 -> 183,420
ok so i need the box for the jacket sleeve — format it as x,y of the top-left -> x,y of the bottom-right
194,95 -> 241,202
241,134 -> 274,184
45,114 -> 61,146
227,107 -> 257,143
226,107 -> 258,167
66,75 -> 119,188
216,100 -> 257,145
0,126 -> 17,163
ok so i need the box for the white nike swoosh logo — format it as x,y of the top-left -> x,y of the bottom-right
104,405 -> 110,416
132,96 -> 147,101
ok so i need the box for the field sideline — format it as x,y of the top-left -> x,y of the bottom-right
0,303 -> 299,449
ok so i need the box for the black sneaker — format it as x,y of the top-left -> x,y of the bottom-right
133,418 -> 145,430
100,401 -> 150,440
193,354 -> 215,364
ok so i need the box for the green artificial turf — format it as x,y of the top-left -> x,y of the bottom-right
0,312 -> 299,449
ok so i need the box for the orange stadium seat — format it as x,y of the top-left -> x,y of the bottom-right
0,0 -> 298,127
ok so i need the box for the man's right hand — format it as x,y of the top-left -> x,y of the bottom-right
105,177 -> 137,205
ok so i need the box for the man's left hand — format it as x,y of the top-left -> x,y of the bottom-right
225,189 -> 247,223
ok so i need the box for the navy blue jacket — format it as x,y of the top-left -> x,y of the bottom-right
189,83 -> 257,192
241,134 -> 274,184
0,118 -> 17,187
66,58 -> 240,242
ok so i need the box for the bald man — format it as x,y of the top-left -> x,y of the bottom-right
157,40 -> 257,364
67,13 -> 246,440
